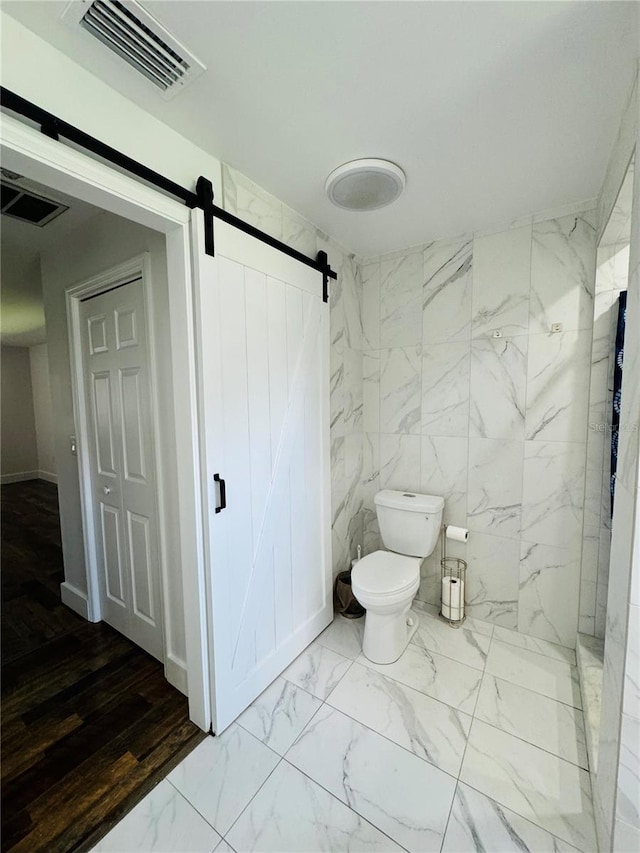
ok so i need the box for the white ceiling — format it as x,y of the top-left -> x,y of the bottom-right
1,178 -> 101,346
3,1 -> 639,256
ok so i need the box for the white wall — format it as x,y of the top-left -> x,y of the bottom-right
29,343 -> 56,482
0,13 -> 222,215
40,210 -> 187,677
1,345 -> 38,481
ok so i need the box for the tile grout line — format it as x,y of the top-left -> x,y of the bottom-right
438,621 -> 492,851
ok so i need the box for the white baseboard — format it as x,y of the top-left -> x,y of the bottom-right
1,470 -> 39,484
38,470 -> 58,484
165,653 -> 188,696
60,581 -> 89,619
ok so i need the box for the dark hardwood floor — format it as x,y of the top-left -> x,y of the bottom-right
1,480 -> 206,853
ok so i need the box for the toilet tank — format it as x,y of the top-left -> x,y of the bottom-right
375,489 -> 444,558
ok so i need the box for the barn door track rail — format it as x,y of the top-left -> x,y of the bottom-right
0,87 -> 336,301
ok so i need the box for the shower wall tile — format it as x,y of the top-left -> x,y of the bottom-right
379,434 -> 421,493
467,438 -> 523,538
222,164 -> 282,240
422,342 -> 470,436
518,540 -> 581,647
623,604 -> 640,720
529,212 -> 597,335
464,532 -> 520,628
380,252 -> 423,348
471,224 -> 531,338
362,350 -> 380,433
422,236 -> 473,344
420,436 -> 468,527
342,348 -> 363,433
361,262 -> 381,350
525,330 -> 591,443
342,254 -> 362,351
379,347 -> 421,434
521,441 -> 585,549
282,207 -> 317,257
469,336 -> 527,440
359,203 -> 599,646
579,580 -> 597,635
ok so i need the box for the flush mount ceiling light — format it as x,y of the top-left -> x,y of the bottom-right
325,159 -> 406,211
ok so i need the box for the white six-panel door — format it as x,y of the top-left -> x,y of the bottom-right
192,215 -> 332,733
79,278 -> 164,661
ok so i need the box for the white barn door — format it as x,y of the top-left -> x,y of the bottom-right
192,215 -> 332,733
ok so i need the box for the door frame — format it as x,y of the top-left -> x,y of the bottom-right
0,113 -> 211,731
66,253 -> 168,655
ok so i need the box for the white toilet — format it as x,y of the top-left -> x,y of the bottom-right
352,489 -> 444,664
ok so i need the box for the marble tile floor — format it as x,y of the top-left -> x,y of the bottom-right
92,607 -> 596,853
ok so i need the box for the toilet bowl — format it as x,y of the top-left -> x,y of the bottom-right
351,551 -> 420,663
351,489 -> 444,664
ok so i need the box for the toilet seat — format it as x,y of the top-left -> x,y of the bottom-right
352,550 -> 420,597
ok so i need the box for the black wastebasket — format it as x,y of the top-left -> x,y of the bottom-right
333,569 -> 365,619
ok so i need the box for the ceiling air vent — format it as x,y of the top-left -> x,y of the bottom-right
1,182 -> 69,227
62,0 -> 206,98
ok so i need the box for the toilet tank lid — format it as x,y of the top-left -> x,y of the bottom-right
375,489 -> 444,513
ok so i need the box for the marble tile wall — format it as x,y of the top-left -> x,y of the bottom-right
593,74 -> 640,853
221,165 -> 363,577
361,212 -> 598,648
580,241 -> 631,638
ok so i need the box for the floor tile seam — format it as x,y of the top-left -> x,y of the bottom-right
315,696 -> 464,783
281,652 -> 355,701
489,636 -> 578,669
276,754 -> 414,853
328,655 -> 475,726
220,753 -> 286,843
439,649 -> 489,852
407,635 -> 490,673
314,636 -> 361,662
469,713 -> 590,771
493,638 -> 578,667
352,657 -> 479,714
482,672 -> 589,728
453,777 -> 588,853
165,777 -> 223,839
483,665 -> 584,711
168,725 -> 283,836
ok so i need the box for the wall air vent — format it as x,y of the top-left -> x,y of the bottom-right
1,182 -> 69,227
62,0 -> 206,98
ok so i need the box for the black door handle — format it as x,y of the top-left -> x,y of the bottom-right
214,473 -> 226,513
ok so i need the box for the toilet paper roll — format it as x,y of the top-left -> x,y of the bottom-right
445,525 -> 469,543
442,576 -> 465,621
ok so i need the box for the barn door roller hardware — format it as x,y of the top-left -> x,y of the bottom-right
1,87 -> 336,301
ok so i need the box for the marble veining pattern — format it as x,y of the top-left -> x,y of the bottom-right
287,705 -> 456,852
467,438 -> 523,537
99,609 -> 598,853
327,661 -> 472,777
422,237 -> 473,343
379,346 -> 421,434
422,341 -> 471,436
529,213 -> 597,335
475,674 -> 589,768
227,761 -> 402,852
91,779 -> 222,852
470,336 -> 527,440
442,782 -> 580,853
518,540 -> 581,647
460,720 -> 596,850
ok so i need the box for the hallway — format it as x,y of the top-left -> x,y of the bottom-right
1,480 -> 205,853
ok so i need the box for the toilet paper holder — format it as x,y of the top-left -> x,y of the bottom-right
440,524 -> 467,628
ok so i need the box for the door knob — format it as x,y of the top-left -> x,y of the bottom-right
103,486 -> 112,495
